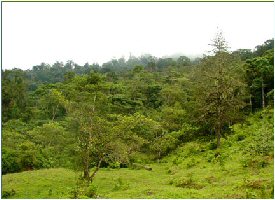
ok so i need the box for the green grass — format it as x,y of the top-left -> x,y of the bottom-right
2,109 -> 274,198
2,154 -> 273,199
2,168 -> 77,198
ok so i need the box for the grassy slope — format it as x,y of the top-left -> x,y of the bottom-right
2,109 -> 274,199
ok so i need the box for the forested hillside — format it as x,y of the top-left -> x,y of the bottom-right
1,34 -> 274,198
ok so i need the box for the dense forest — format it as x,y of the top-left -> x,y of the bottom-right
1,33 -> 274,198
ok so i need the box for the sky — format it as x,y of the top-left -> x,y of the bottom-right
1,2 -> 274,70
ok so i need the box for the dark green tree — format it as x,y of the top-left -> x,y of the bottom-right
245,49 -> 274,110
2,69 -> 30,122
193,31 -> 247,148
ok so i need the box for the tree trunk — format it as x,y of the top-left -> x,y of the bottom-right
83,149 -> 90,181
90,158 -> 103,183
51,105 -> 59,121
262,79 -> 265,109
216,126 -> 221,149
158,151 -> 161,163
249,94 -> 253,113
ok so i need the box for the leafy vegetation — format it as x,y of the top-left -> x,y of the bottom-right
1,33 -> 273,198
2,108 -> 273,198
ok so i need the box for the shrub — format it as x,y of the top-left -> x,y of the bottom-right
129,152 -> 152,164
19,141 -> 39,170
109,162 -> 120,169
2,148 -> 21,174
207,142 -> 217,150
112,177 -> 129,191
129,163 -> 144,170
185,142 -> 202,156
243,179 -> 266,189
241,156 -> 270,169
233,108 -> 274,157
1,189 -> 16,199
167,166 -> 179,175
186,157 -> 198,169
150,134 -> 179,159
172,157 -> 183,165
172,176 -> 204,190
205,176 -> 217,184
236,134 -> 246,141
86,184 -> 98,198
70,180 -> 98,199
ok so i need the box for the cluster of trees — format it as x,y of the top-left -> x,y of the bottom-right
23,55 -> 193,88
2,34 -> 273,185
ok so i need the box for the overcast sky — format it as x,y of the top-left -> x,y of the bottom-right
2,2 -> 274,70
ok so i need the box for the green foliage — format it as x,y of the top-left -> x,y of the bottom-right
2,148 -> 21,174
160,106 -> 187,132
38,88 -> 67,120
150,134 -> 179,159
18,141 -> 39,170
232,49 -> 254,61
112,177 -> 129,191
27,122 -> 75,167
232,108 -> 274,157
3,119 -> 32,133
1,189 -> 16,199
207,142 -> 217,150
2,69 -> 30,122
235,133 -> 246,141
2,120 -> 75,174
70,181 -> 98,199
254,39 -> 274,57
64,71 -> 75,82
169,174 -> 205,190
177,56 -> 191,67
245,48 -> 274,109
87,72 -> 102,85
145,85 -> 162,108
128,152 -> 152,164
1,36 -> 273,199
193,32 -> 247,148
2,109 -> 274,198
241,156 -> 270,169
86,184 -> 98,198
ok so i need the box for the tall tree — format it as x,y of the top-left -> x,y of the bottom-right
245,49 -> 274,110
2,69 -> 30,122
193,31 -> 247,148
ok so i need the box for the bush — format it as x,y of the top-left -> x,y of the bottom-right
167,167 -> 178,175
172,157 -> 183,165
241,156 -> 270,169
86,184 -> 98,198
207,142 -> 217,150
19,141 -> 40,170
109,162 -> 120,169
233,108 -> 274,157
129,152 -> 152,164
171,176 -> 204,190
2,148 -> 21,174
186,157 -> 199,169
70,180 -> 98,199
129,163 -> 144,170
112,177 -> 129,191
206,152 -> 215,163
150,134 -> 179,159
1,189 -> 16,199
236,134 -> 246,141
